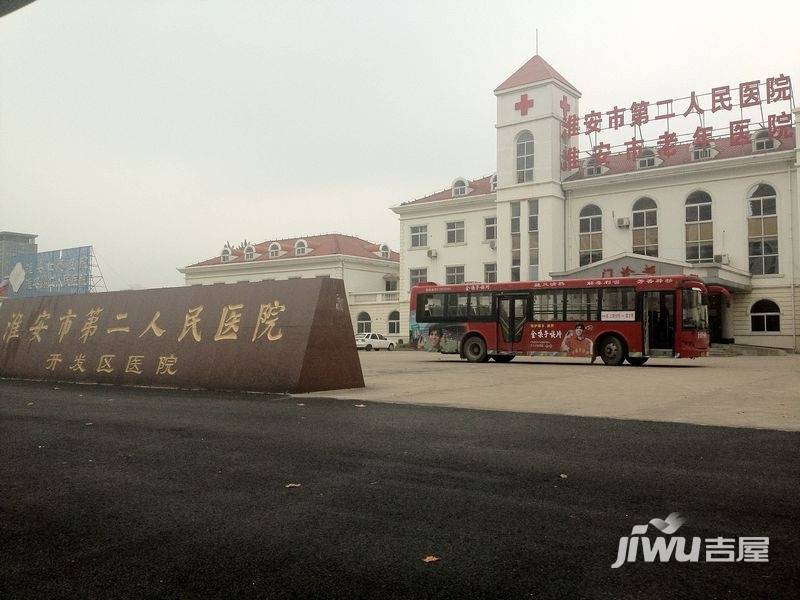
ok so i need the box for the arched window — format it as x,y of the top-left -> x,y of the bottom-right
294,240 -> 307,256
220,247 -> 231,263
632,197 -> 658,257
516,131 -> 534,183
379,244 -> 390,259
357,311 -> 372,334
490,174 -> 497,191
453,179 -> 467,197
244,245 -> 255,261
748,184 -> 778,275
268,242 -> 281,258
685,191 -> 713,263
750,299 -> 780,332
388,310 -> 400,335
579,204 -> 602,266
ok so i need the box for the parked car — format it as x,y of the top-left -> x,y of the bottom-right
355,333 -> 394,351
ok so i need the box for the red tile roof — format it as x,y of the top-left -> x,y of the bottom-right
403,174 -> 495,206
495,55 -> 578,93
188,234 -> 399,267
565,132 -> 796,181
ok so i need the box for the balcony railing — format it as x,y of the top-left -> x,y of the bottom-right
349,291 -> 400,304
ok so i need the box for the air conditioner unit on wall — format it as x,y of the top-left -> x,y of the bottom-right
489,240 -> 496,250
616,217 -> 630,228
713,254 -> 730,265
427,249 -> 438,258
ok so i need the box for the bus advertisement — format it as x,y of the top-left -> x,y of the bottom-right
409,275 -> 710,366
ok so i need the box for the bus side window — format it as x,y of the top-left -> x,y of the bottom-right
564,290 -> 600,320
445,293 -> 469,319
532,291 -> 559,321
419,294 -> 445,321
469,293 -> 493,318
602,287 -> 635,311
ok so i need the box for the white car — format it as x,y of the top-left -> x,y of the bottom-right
355,333 -> 395,351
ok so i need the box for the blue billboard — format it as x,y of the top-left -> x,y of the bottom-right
7,246 -> 93,298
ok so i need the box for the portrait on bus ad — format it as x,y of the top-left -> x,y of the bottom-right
528,322 -> 595,359
410,314 -> 463,353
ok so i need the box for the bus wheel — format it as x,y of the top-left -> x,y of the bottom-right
598,335 -> 625,366
491,355 -> 514,363
464,336 -> 488,363
626,356 -> 649,366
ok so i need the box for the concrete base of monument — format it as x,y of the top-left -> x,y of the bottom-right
0,278 -> 364,394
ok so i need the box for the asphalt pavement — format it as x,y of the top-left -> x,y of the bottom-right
1,379 -> 798,599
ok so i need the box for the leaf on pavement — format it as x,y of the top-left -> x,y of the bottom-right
285,483 -> 302,488
559,473 -> 568,479
354,404 -> 366,408
422,555 -> 440,563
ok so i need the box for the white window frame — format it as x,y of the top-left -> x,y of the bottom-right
220,248 -> 231,263
685,192 -> 713,264
268,243 -> 281,258
445,265 -> 465,285
750,300 -> 781,333
294,240 -> 308,256
410,267 -> 428,287
410,225 -> 428,248
579,205 -> 603,266
632,198 -> 658,257
516,131 -> 534,183
484,263 -> 497,283
484,217 -> 497,241
244,245 -> 255,261
388,310 -> 400,335
446,221 -> 465,245
453,179 -> 467,197
747,185 -> 779,275
357,312 -> 372,334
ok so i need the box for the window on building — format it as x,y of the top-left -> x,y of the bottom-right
446,265 -> 465,284
484,217 -> 497,241
750,299 -> 780,332
632,197 -> 658,257
753,129 -> 775,152
528,199 -> 539,280
453,179 -> 467,197
220,248 -> 231,263
388,310 -> 400,334
268,242 -> 281,258
295,240 -> 308,256
692,146 -> 713,161
490,174 -> 498,191
446,221 -> 465,244
585,158 -> 601,177
410,268 -> 428,286
685,191 -> 713,264
357,311 -> 372,334
379,244 -> 390,258
385,279 -> 398,291
636,148 -> 656,169
516,131 -> 534,183
410,225 -> 428,248
748,184 -> 778,275
244,245 -> 255,261
484,263 -> 497,283
511,201 -> 521,281
579,204 -> 602,266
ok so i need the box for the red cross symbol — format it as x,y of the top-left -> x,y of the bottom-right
515,94 -> 534,116
560,95 -> 571,118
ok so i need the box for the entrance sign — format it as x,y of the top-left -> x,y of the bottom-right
0,278 -> 364,393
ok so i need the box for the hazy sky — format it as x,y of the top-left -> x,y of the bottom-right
2,0 -> 798,290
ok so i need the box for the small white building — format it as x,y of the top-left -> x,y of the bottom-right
392,54 -> 799,351
179,234 -> 404,342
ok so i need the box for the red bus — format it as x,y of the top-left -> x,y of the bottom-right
409,275 -> 710,365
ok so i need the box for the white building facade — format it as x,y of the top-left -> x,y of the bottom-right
179,234 -> 403,343
392,55 -> 799,351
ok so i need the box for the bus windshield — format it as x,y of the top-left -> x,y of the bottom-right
682,288 -> 709,330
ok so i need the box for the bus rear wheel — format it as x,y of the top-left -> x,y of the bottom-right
626,356 -> 649,366
491,355 -> 515,363
598,335 -> 625,366
463,336 -> 488,363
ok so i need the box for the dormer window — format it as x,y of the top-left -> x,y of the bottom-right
294,240 -> 308,256
585,158 -> 601,177
636,148 -> 656,169
244,245 -> 255,261
379,244 -> 390,259
453,179 -> 467,197
268,242 -> 281,258
490,174 -> 497,192
753,129 -> 775,152
692,146 -> 713,161
220,247 -> 231,263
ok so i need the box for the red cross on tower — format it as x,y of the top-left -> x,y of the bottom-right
515,94 -> 534,116
560,95 -> 571,118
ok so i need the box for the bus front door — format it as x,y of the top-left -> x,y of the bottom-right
643,291 -> 675,356
496,295 -> 529,354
